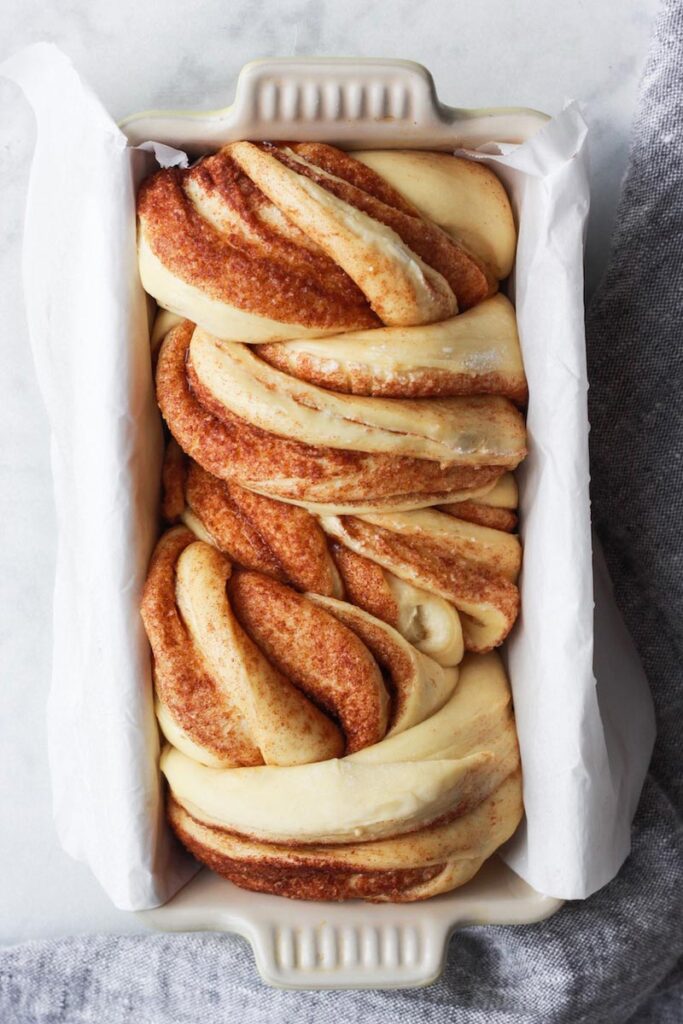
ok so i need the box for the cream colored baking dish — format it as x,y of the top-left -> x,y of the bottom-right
122,57 -> 562,990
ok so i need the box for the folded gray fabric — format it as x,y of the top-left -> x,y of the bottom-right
2,0 -> 682,1021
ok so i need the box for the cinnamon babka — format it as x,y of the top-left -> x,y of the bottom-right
137,141 -> 527,902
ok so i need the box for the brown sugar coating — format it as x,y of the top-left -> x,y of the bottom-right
160,439 -> 187,521
313,596 -> 420,732
438,500 -> 518,532
331,542 -> 400,628
255,342 -> 529,402
230,571 -> 389,753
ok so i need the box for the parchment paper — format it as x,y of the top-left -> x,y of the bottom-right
1,42 -> 655,908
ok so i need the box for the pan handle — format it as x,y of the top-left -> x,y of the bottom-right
120,57 -> 549,152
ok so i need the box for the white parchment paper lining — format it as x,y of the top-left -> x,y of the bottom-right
1,43 -> 655,908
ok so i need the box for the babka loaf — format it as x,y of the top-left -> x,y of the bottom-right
137,141 -> 527,901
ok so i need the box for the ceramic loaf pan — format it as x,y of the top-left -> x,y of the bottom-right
123,57 -> 562,990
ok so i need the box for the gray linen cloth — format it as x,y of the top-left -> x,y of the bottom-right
2,0 -> 682,1019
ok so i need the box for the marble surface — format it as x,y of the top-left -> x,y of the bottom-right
0,0 -> 658,943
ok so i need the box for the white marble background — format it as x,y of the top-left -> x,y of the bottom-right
0,0 -> 658,942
